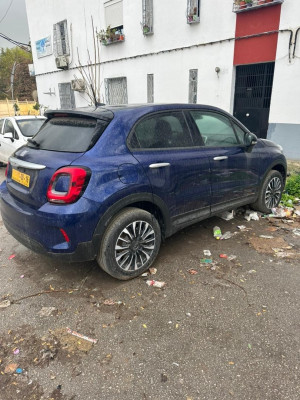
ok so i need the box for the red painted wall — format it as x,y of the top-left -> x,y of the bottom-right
234,4 -> 282,65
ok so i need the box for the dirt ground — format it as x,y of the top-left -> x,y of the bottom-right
0,168 -> 299,400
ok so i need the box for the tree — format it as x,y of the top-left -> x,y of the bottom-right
0,47 -> 37,100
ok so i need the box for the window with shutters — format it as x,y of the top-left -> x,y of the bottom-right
105,77 -> 128,105
53,20 -> 69,56
58,83 -> 75,109
147,74 -> 154,103
188,69 -> 198,104
187,0 -> 200,24
142,0 -> 153,35
98,0 -> 125,45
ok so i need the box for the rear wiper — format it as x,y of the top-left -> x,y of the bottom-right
27,138 -> 40,147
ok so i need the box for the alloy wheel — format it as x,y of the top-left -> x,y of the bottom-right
115,220 -> 156,271
265,177 -> 282,209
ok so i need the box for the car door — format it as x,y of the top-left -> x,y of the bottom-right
0,119 -> 20,162
188,110 -> 261,213
128,110 -> 211,225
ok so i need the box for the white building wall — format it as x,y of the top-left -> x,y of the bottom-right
267,0 -> 300,159
25,0 -> 236,112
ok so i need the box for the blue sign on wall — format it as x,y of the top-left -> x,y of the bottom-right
36,36 -> 52,58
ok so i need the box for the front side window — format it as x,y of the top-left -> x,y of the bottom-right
190,111 -> 239,147
4,120 -> 18,138
130,112 -> 193,149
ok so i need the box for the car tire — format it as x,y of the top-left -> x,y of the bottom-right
97,207 -> 161,280
251,170 -> 284,214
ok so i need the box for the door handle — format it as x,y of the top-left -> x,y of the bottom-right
213,156 -> 228,161
149,163 -> 171,169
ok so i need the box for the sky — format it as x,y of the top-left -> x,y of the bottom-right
0,0 -> 30,50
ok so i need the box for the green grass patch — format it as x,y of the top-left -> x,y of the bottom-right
281,174 -> 300,207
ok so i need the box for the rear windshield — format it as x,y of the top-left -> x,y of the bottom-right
28,117 -> 109,152
16,119 -> 45,137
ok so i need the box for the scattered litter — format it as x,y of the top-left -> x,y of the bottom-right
149,267 -> 157,275
13,349 -> 20,355
41,349 -> 56,361
188,268 -> 198,275
16,368 -> 23,374
228,361 -> 235,365
0,300 -> 11,308
141,272 -> 149,277
292,229 -> 300,236
248,344 -> 252,350
220,231 -> 234,240
38,307 -> 57,317
161,373 -> 168,383
237,225 -> 250,231
66,327 -> 98,344
203,250 -> 211,257
20,275 -> 25,278
4,363 -> 18,374
103,299 -> 116,306
247,270 -> 256,274
172,362 -> 179,367
245,211 -> 259,221
186,313 -> 191,317
8,254 -> 16,260
228,255 -> 237,261
218,210 -> 235,221
200,258 -> 213,264
213,226 -> 222,240
57,385 -> 62,390
146,280 -> 166,288
219,254 -> 228,259
269,207 -> 293,218
142,324 -> 147,329
295,210 -> 300,216
259,235 -> 274,239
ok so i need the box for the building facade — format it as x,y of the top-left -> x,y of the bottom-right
25,0 -> 300,159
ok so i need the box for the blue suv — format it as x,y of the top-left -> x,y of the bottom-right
0,104 -> 286,279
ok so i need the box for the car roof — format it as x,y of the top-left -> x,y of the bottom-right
11,116 -> 46,120
45,103 -> 229,121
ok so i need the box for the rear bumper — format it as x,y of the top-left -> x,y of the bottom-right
0,185 -> 100,262
3,217 -> 96,261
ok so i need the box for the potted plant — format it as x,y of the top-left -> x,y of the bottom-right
245,0 -> 253,7
239,0 -> 247,9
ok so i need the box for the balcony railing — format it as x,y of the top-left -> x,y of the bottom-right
233,0 -> 284,13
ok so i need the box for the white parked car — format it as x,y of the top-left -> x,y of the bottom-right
0,116 -> 46,164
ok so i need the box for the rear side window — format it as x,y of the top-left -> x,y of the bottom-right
130,111 -> 193,149
28,117 -> 109,152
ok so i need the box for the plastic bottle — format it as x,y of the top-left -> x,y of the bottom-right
213,226 -> 222,239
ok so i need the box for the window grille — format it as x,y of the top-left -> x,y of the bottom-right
147,74 -> 154,103
187,0 -> 200,24
142,0 -> 153,35
53,20 -> 69,56
58,83 -> 75,109
188,69 -> 198,104
105,77 -> 128,105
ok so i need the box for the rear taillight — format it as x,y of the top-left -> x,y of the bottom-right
47,167 -> 90,204
5,162 -> 9,177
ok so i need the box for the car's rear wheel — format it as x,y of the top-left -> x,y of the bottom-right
251,170 -> 284,214
97,207 -> 161,280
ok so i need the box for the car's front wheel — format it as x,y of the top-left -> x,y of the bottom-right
251,170 -> 284,214
97,207 -> 161,280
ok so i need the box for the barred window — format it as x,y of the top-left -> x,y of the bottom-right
147,74 -> 154,103
187,0 -> 200,24
53,20 -> 69,56
188,69 -> 198,104
142,0 -> 153,35
105,77 -> 128,105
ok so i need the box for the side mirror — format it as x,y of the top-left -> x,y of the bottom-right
245,132 -> 257,147
3,132 -> 14,142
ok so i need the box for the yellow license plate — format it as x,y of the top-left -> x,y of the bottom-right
12,169 -> 30,188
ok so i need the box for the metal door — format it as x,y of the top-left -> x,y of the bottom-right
233,62 -> 275,139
